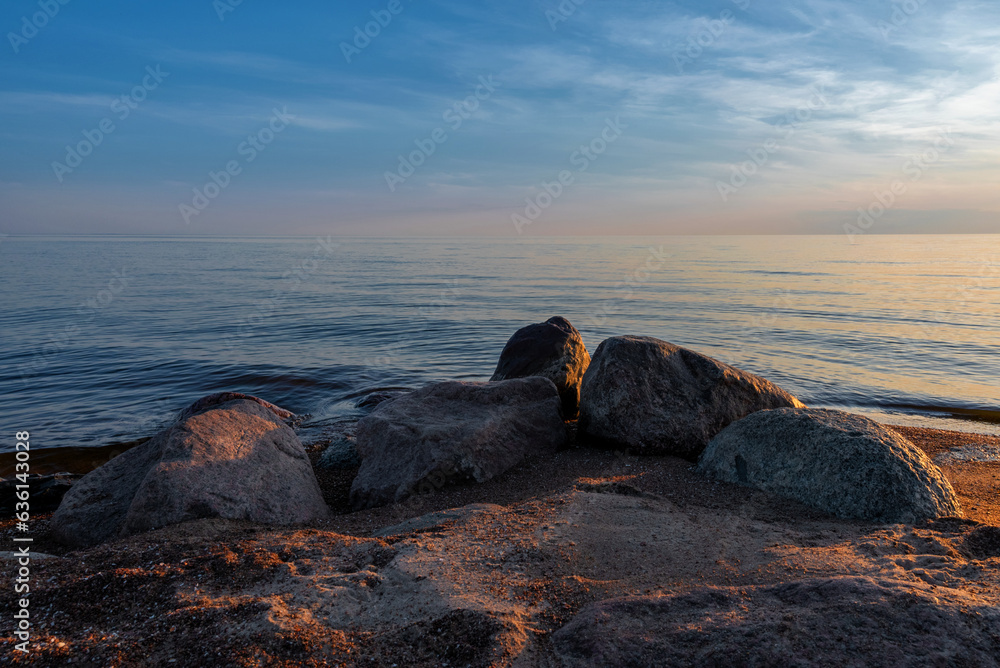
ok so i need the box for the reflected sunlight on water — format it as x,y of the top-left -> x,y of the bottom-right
1,234 -> 998,453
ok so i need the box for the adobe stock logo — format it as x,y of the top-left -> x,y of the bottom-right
340,0 -> 416,64
51,65 -> 170,183
213,0 -> 244,22
546,0 -> 587,30
672,0 -> 749,73
511,117 -> 627,234
844,128 -> 955,242
179,107 -> 294,225
7,0 -> 72,54
385,76 -> 500,192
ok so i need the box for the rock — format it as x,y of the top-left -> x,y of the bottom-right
51,398 -> 330,548
0,473 -> 80,514
490,316 -> 591,418
176,392 -> 293,422
935,441 -> 1000,464
697,408 -> 961,523
317,439 -> 361,470
963,526 -> 1000,560
355,389 -> 411,412
552,577 -> 1000,667
579,336 -> 803,458
350,378 -> 566,510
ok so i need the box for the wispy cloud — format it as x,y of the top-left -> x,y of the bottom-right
1,0 -> 998,234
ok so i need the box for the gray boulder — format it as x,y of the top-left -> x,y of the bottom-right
697,408 -> 961,523
579,336 -> 804,459
317,438 -> 361,470
52,398 -> 330,547
552,577 -> 1000,667
350,378 -> 566,509
490,316 -> 590,418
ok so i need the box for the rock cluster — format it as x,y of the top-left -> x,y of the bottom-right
35,317 -> 1000,666
317,438 -> 361,470
51,316 -> 968,543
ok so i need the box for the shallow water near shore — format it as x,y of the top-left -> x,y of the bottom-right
1,234 -> 998,456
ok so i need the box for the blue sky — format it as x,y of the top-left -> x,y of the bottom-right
1,0 -> 997,236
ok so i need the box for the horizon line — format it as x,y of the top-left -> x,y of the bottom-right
4,232 -> 1000,240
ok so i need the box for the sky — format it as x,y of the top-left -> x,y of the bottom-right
1,0 -> 998,237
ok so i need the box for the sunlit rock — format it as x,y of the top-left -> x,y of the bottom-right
579,335 -> 803,459
52,397 -> 329,547
490,316 -> 591,418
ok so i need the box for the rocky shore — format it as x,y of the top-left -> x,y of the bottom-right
2,318 -> 999,666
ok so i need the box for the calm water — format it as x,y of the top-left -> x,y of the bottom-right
1,235 -> 998,455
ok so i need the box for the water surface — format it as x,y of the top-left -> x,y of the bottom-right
1,235 -> 998,455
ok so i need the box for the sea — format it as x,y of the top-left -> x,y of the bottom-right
2,234 -> 998,461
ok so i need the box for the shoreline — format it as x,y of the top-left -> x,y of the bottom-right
5,405 -> 999,479
7,422 -> 999,551
2,421 -> 997,665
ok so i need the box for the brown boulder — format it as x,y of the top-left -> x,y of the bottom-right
51,398 -> 329,547
579,336 -> 804,459
490,316 -> 590,418
175,391 -> 293,421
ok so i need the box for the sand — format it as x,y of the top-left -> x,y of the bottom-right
1,424 -> 998,666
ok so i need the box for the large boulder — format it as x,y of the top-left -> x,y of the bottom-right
578,336 -> 803,459
350,378 -> 566,509
490,316 -> 590,418
51,397 -> 330,547
697,408 -> 962,523
552,577 -> 1000,667
175,391 -> 294,421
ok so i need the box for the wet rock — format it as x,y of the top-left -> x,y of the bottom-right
176,392 -> 293,422
355,389 -> 411,412
0,473 -> 80,514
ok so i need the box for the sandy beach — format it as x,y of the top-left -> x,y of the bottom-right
3,423 -> 998,666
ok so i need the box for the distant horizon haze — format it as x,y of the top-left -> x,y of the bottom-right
1,0 -> 997,237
